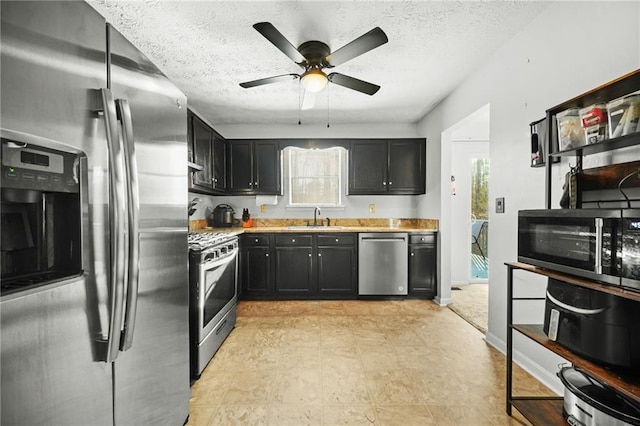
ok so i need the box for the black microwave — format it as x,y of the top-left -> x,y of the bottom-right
518,209 -> 640,291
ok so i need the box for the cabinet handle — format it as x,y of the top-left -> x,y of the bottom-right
292,238 -> 296,242
411,252 -> 414,256
382,182 -> 387,185
335,238 -> 339,242
254,181 -> 258,187
255,239 -> 259,243
249,182 -> 253,187
308,253 -> 311,257
318,253 -> 322,257
265,253 -> 269,257
389,181 -> 392,185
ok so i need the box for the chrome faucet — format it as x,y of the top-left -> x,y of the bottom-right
313,206 -> 321,226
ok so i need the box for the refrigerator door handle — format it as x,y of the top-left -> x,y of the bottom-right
100,88 -> 128,363
116,99 -> 140,352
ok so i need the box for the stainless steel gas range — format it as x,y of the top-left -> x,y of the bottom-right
188,232 -> 239,380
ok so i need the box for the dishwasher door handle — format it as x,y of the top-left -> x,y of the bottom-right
361,237 -> 407,242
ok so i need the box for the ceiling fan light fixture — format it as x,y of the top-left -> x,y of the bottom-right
300,69 -> 328,93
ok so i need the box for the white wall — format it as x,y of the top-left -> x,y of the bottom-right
417,1 -> 640,393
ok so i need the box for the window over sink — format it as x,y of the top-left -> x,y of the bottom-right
284,146 -> 346,207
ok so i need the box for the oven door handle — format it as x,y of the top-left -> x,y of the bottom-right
202,250 -> 238,298
594,218 -> 603,275
117,98 -> 140,352
202,248 -> 238,270
100,88 -> 128,363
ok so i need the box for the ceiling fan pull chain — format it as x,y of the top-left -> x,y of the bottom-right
326,84 -> 330,128
298,80 -> 302,125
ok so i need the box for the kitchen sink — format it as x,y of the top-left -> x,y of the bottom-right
285,225 -> 346,230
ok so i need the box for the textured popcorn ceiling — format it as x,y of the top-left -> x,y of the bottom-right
87,1 -> 549,126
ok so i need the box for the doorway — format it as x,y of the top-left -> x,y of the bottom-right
447,105 -> 490,333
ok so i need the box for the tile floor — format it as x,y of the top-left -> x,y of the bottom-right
189,300 -> 554,425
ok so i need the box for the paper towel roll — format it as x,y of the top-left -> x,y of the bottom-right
255,195 -> 278,206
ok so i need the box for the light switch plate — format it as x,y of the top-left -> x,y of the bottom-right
369,203 -> 376,213
260,204 -> 267,213
496,197 -> 505,214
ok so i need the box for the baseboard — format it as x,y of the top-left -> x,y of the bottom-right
484,331 -> 563,396
434,295 -> 452,306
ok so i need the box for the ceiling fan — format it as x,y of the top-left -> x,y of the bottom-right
239,22 -> 388,109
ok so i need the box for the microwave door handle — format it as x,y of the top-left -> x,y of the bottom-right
595,218 -> 603,274
100,89 -> 128,363
116,99 -> 140,352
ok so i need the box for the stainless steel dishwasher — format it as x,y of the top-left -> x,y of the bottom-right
358,233 -> 408,295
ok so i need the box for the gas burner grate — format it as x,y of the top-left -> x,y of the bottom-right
188,232 -> 237,251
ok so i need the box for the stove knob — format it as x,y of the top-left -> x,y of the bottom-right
204,251 -> 218,262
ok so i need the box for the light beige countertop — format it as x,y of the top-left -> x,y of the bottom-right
189,218 -> 438,234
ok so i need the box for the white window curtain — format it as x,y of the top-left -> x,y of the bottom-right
287,147 -> 344,206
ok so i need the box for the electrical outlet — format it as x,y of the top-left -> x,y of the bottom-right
369,203 -> 376,214
260,204 -> 267,213
496,197 -> 505,214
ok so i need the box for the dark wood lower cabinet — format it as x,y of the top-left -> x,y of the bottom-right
240,232 -> 436,300
240,234 -> 273,299
317,235 -> 357,296
274,245 -> 314,296
408,233 -> 437,299
240,233 -> 357,299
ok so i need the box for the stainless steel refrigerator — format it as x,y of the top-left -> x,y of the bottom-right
1,2 -> 190,425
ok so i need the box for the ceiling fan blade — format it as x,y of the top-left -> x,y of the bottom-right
253,22 -> 305,64
326,27 -> 388,66
240,73 -> 299,88
301,90 -> 316,110
327,73 -> 380,95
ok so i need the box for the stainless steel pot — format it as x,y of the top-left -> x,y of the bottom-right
559,367 -> 640,426
212,204 -> 235,227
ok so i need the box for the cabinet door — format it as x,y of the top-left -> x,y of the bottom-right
241,245 -> 272,297
187,112 -> 194,164
409,244 -> 436,297
191,116 -> 213,190
317,245 -> 356,296
275,245 -> 313,296
211,133 -> 227,191
388,139 -> 425,194
349,140 -> 387,194
228,141 -> 253,193
254,141 -> 281,194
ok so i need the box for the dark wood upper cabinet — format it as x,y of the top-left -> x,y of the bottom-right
190,115 -> 213,190
228,141 -> 252,193
211,133 -> 227,191
349,139 -> 425,195
388,139 -> 425,194
349,140 -> 387,194
187,110 -> 227,194
228,140 -> 281,195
